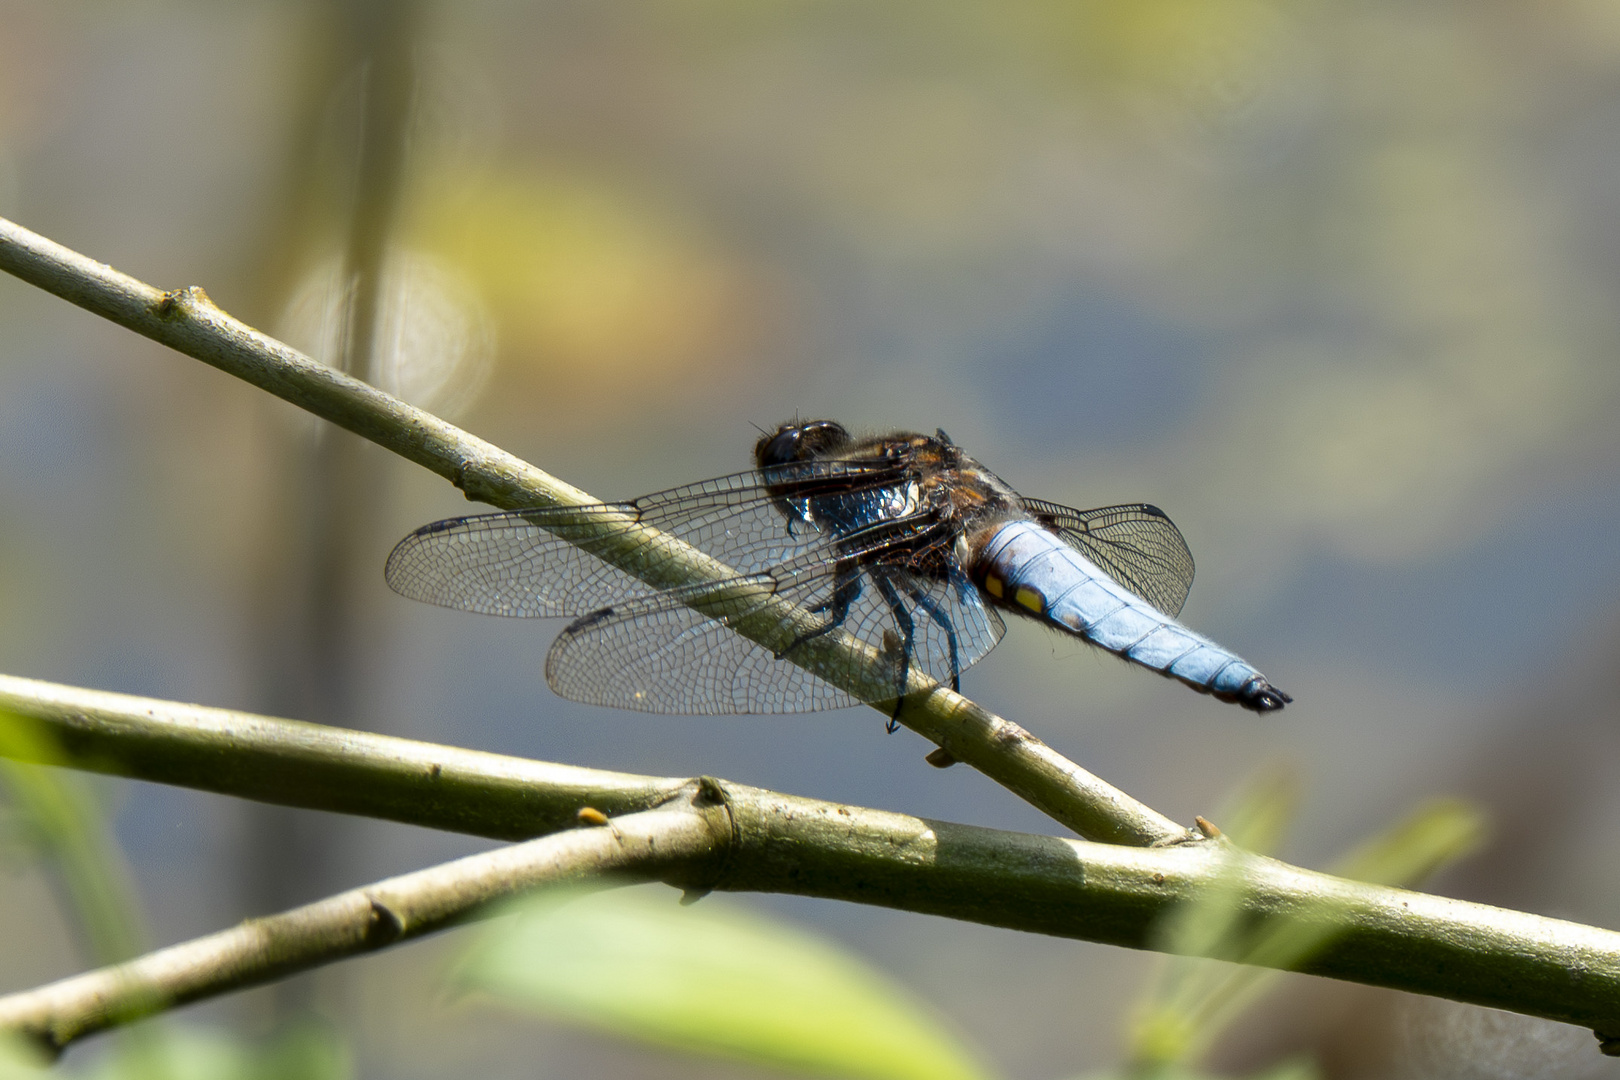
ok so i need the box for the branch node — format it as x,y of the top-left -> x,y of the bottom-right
22,1026 -> 63,1062
153,284 -> 213,320
365,896 -> 406,945
989,716 -> 1036,750
652,778 -> 737,898
456,467 -> 503,507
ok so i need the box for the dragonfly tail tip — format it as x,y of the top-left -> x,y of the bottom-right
1240,678 -> 1292,712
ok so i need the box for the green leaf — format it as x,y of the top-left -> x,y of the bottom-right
76,1023 -> 351,1080
0,711 -> 147,966
1134,766 -> 1305,1064
89,1028 -> 247,1080
0,1033 -> 51,1079
456,885 -> 995,1080
1206,765 -> 1299,857
1070,1057 -> 1320,1080
1130,789 -> 1488,1070
244,1020 -> 352,1080
1327,798 -> 1486,887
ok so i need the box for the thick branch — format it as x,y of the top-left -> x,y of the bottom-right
0,674 -> 685,839
0,215 -> 1185,846
0,801 -> 725,1053
2,780 -> 1618,1055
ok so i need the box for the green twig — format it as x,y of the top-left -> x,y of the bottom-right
0,798 -> 727,1055
0,674 -> 683,840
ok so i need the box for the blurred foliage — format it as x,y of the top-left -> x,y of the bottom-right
0,1033 -> 49,1079
1072,1056 -> 1320,1080
403,163 -> 761,402
0,714 -> 354,1079
83,1023 -> 351,1080
1129,767 -> 1487,1075
0,1022 -> 349,1080
456,884 -> 994,1080
0,714 -> 144,970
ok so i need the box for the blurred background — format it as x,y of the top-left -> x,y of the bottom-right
2,0 -> 1620,1077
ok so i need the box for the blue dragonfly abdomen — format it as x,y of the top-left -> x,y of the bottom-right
974,519 -> 1289,712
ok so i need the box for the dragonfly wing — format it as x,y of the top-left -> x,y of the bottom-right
545,584 -> 866,713
384,462 -> 903,618
544,531 -> 1006,713
855,548 -> 1007,693
385,503 -> 652,617
1019,499 -> 1196,617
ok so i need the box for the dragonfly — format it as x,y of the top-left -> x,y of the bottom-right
385,420 -> 1290,719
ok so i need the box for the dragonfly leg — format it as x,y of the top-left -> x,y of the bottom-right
904,575 -> 962,694
873,574 -> 916,733
779,566 -> 862,658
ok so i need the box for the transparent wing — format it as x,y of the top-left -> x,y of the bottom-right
545,578 -> 866,713
383,461 -> 905,618
544,533 -> 1006,714
1019,499 -> 1196,617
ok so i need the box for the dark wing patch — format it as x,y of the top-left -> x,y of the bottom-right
1020,499 -> 1195,617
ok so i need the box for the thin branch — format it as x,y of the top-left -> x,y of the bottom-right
0,673 -> 687,839
0,214 -> 1185,847
2,778 -> 1619,1055
0,800 -> 726,1054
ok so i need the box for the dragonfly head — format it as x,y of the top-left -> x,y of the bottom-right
754,419 -> 852,467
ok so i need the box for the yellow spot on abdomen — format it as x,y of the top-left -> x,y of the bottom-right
984,574 -> 1004,599
1014,586 -> 1044,614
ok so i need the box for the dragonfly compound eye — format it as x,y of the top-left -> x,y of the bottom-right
755,419 -> 851,467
